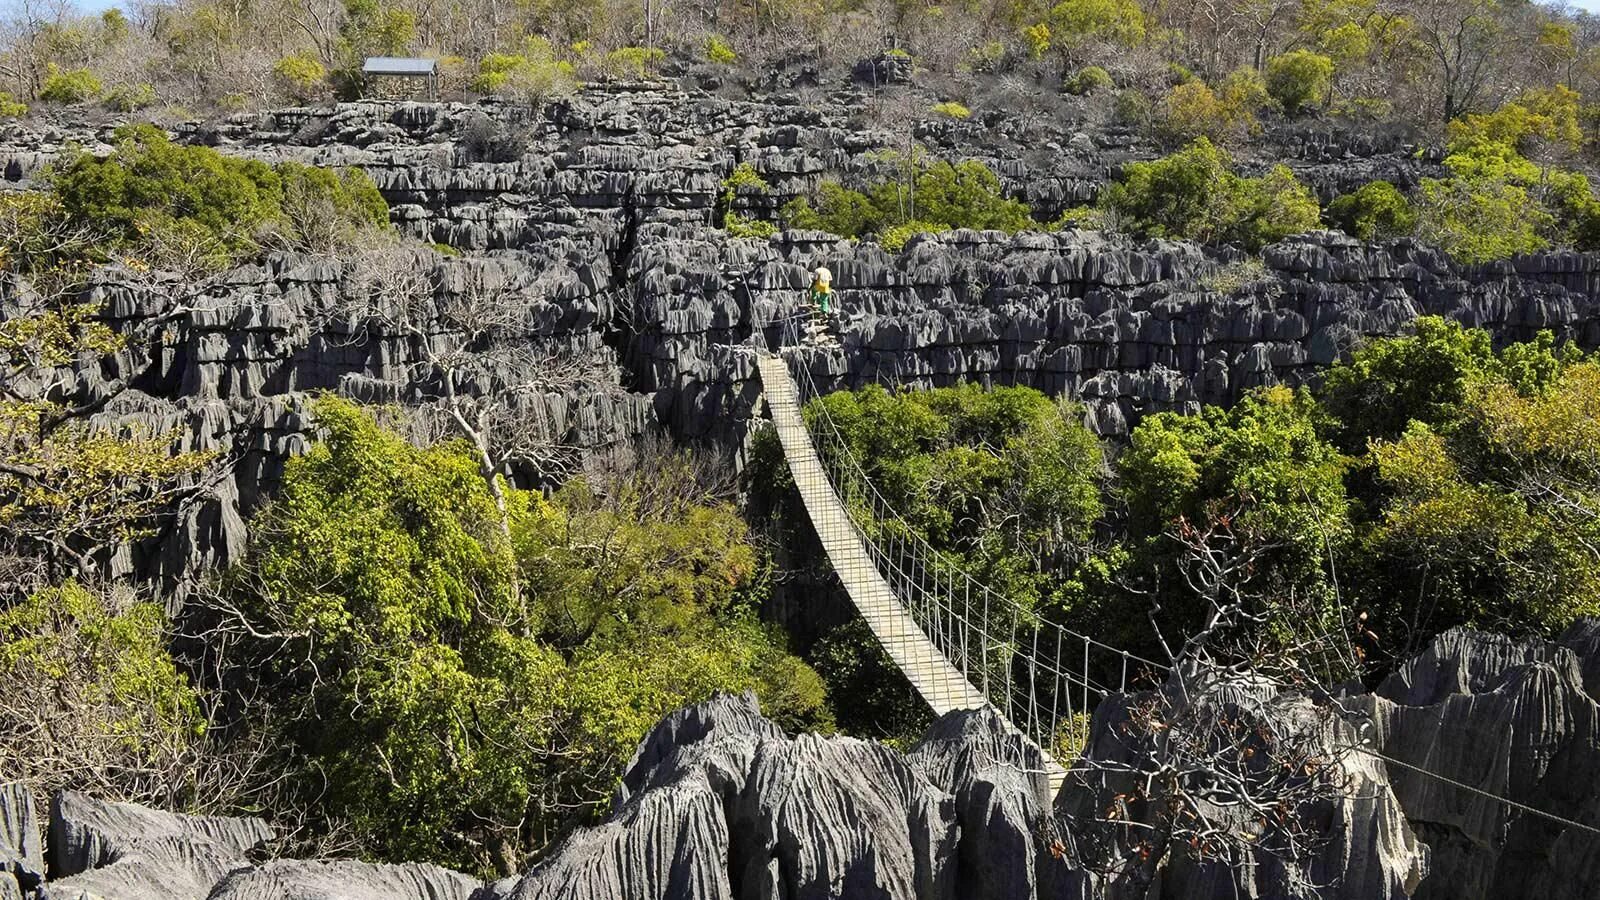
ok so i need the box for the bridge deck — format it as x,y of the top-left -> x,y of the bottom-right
756,354 -> 1066,795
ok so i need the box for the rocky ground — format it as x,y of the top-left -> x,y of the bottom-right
5,620 -> 1595,900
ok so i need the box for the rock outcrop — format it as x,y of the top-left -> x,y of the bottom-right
6,790 -> 491,900
1361,627 -> 1600,900
4,91 -> 1600,593
0,785 -> 43,899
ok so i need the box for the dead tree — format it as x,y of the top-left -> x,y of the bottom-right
340,240 -> 622,619
1059,502 -> 1367,896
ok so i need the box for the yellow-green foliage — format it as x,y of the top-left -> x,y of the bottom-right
472,36 -> 578,104
965,41 -> 1005,73
102,82 -> 156,112
273,52 -> 328,97
601,46 -> 665,80
0,92 -> 28,118
1048,0 -> 1146,49
1326,180 -> 1416,241
1155,80 -> 1255,146
723,161 -> 769,194
0,583 -> 205,795
1265,50 -> 1334,114
39,125 -> 389,269
880,220 -> 950,252
1022,22 -> 1051,59
226,399 -> 829,872
38,64 -> 102,103
704,35 -> 737,65
1064,65 -> 1113,95
1100,138 -> 1320,248
725,212 -> 777,238
931,101 -> 971,119
783,159 -> 1034,241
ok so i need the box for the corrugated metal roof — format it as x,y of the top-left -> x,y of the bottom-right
362,57 -> 437,75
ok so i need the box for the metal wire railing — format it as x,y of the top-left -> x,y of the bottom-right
746,296 -> 1600,840
749,303 -> 1167,761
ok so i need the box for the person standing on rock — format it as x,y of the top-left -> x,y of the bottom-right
809,266 -> 834,317
805,266 -> 838,345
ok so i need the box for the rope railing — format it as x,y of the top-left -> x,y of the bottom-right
746,295 -> 1600,839
748,302 -> 1162,760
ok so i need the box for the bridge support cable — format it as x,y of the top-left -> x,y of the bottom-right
748,301 -> 1600,835
751,322 -> 1171,792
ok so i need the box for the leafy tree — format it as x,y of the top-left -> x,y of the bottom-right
1119,386 -> 1353,672
798,383 -> 1105,608
1362,411 -> 1600,649
1318,315 -> 1509,448
1415,175 -> 1547,264
50,125 -> 387,264
273,53 -> 327,99
1325,180 -> 1416,240
1099,138 -> 1320,249
0,582 -> 207,809
222,399 -> 825,873
1265,49 -> 1333,114
1048,0 -> 1146,49
1155,81 -> 1254,145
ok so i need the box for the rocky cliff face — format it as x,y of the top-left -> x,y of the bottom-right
4,91 -> 1600,591
3,622 -> 1596,899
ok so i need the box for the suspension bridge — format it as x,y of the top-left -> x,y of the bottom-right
747,308 -> 1600,849
750,317 -> 1166,797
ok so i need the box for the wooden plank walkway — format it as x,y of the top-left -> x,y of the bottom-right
756,353 -> 1067,795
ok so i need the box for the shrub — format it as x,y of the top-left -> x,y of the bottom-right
38,65 -> 102,104
272,162 -> 389,251
1201,257 -> 1268,293
1099,138 -> 1320,249
783,160 -> 1033,240
1155,80 -> 1250,146
1022,22 -> 1051,59
966,41 -> 1005,73
273,53 -> 327,98
931,101 -> 971,119
102,82 -> 156,112
0,582 -> 206,807
471,37 -> 578,106
1415,176 -> 1547,263
1064,65 -> 1113,95
705,35 -> 737,65
1325,181 -> 1416,241
1226,164 -> 1321,249
723,162 -> 769,194
725,212 -> 777,239
880,220 -> 950,251
1218,66 -> 1271,115
50,125 -> 388,262
601,46 -> 665,80
0,92 -> 27,118
1112,88 -> 1151,127
1265,50 -> 1334,114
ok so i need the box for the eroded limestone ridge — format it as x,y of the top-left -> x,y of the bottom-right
6,619 -> 1594,899
5,95 -> 1600,594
